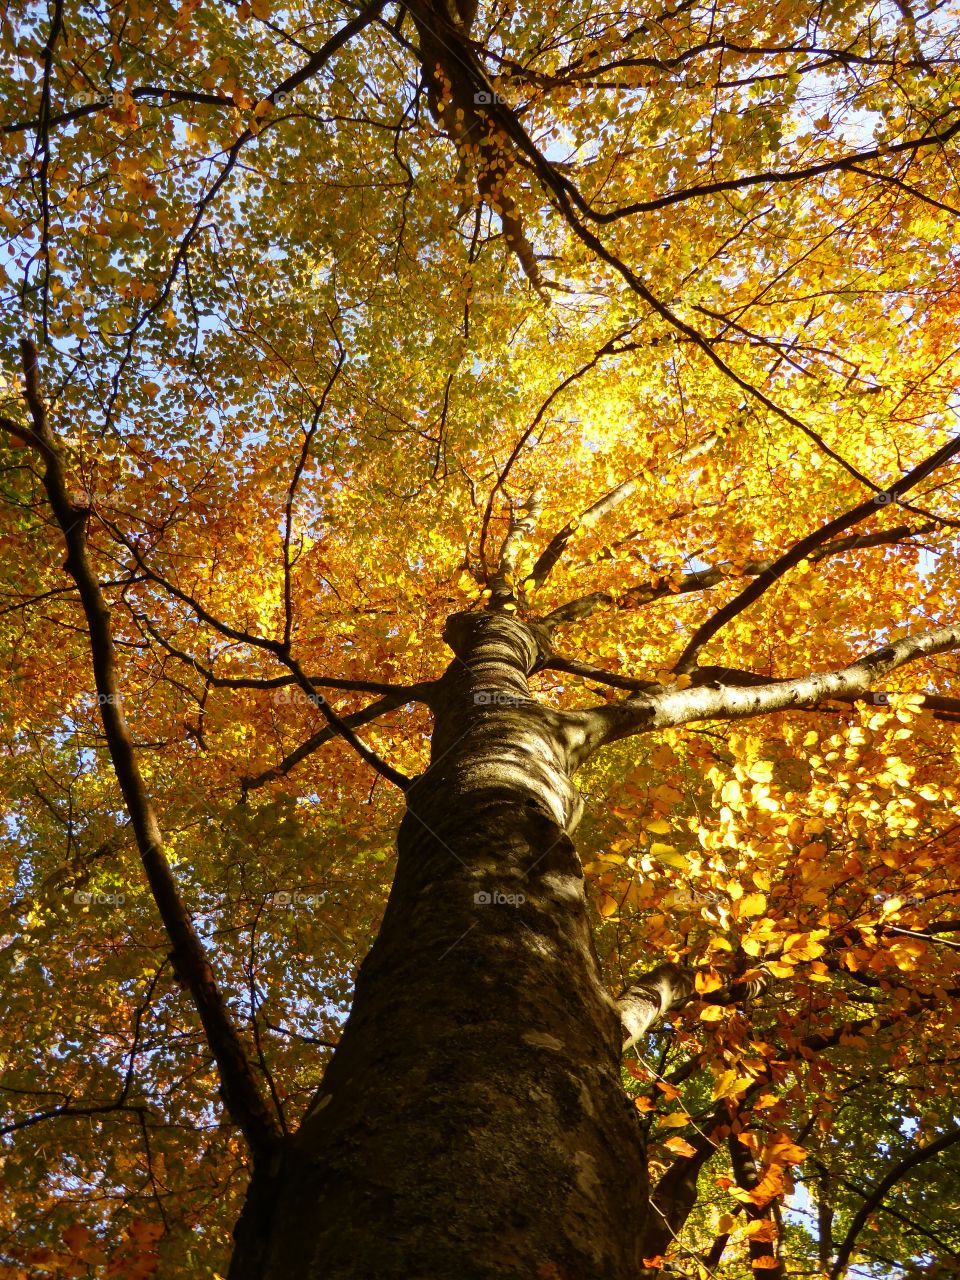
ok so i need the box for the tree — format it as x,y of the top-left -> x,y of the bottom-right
2,0 -> 960,1276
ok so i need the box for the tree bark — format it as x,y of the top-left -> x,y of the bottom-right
229,611 -> 649,1279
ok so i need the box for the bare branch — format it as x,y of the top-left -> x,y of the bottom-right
283,342 -> 345,647
728,1136 -> 782,1278
618,963 -> 771,1051
581,112 -> 960,221
639,1129 -> 720,1268
108,538 -> 413,788
539,654 -> 660,693
135,610 -> 429,699
619,963 -> 697,1051
487,489 -> 543,607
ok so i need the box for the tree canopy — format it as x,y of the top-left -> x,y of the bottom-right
2,0 -> 960,1275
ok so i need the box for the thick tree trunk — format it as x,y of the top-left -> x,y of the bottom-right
229,612 -> 649,1279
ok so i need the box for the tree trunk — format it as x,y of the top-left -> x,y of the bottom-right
229,612 -> 649,1279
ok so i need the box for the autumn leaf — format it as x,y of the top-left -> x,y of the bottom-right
713,1069 -> 754,1100
658,1112 -> 692,1128
739,893 -> 767,918
663,1136 -> 698,1158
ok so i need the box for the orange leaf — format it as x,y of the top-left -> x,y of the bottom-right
663,1135 -> 698,1157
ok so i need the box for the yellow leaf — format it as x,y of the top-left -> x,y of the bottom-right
645,818 -> 672,834
712,1069 -> 753,1099
744,1220 -> 777,1242
766,1133 -> 807,1165
747,760 -> 774,783
658,1112 -> 691,1128
653,784 -> 684,807
648,842 -> 688,870
717,1213 -> 736,1234
650,744 -> 677,769
700,1005 -> 725,1022
599,894 -> 619,918
728,1185 -> 758,1204
655,1079 -> 682,1100
739,892 -> 767,918
721,779 -> 742,805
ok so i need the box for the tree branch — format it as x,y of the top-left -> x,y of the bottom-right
242,690 -> 424,793
109,538 -> 413,789
476,328 -> 638,577
830,1126 -> 960,1278
14,339 -> 283,1161
136,609 -> 430,699
529,434 -> 719,595
572,623 -> 960,761
542,522 -> 937,631
425,70 -> 893,491
618,963 -> 771,1051
672,437 -> 959,674
728,1135 -> 782,1278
